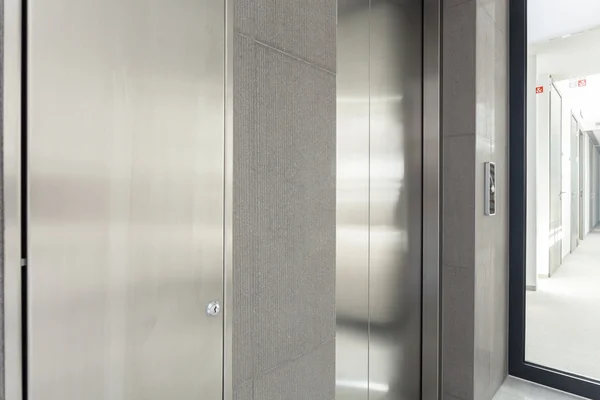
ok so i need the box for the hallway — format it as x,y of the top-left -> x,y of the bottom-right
526,226 -> 600,381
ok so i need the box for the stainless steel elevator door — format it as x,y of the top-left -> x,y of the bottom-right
27,1 -> 225,399
369,2 -> 423,398
336,0 -> 423,399
336,1 -> 370,399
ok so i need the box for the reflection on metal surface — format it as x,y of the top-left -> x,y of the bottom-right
336,1 -> 369,399
224,1 -> 235,399
3,1 -> 23,398
422,0 -> 442,397
337,0 -> 424,399
337,380 -> 391,393
369,1 -> 423,398
27,1 -> 225,399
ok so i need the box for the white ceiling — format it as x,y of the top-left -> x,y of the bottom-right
532,26 -> 600,80
528,0 -> 600,44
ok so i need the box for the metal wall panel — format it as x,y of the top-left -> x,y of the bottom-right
27,1 -> 225,399
224,0 -> 234,398
369,2 -> 422,398
336,0 -> 425,398
3,1 -> 24,398
422,0 -> 442,397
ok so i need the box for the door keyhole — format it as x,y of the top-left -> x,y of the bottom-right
206,301 -> 221,317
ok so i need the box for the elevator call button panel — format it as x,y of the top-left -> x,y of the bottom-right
484,162 -> 496,216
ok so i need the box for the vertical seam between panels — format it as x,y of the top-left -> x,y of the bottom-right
367,0 -> 372,399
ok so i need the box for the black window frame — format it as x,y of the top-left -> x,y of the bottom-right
508,0 -> 600,397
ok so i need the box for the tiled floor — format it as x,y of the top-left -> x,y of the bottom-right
493,377 -> 585,400
526,226 -> 600,380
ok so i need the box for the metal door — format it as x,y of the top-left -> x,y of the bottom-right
336,0 -> 425,399
548,83 -> 562,276
570,116 -> 579,252
27,1 -> 225,399
336,2 -> 370,399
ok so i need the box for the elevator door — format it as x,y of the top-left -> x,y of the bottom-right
336,0 -> 423,399
27,1 -> 225,399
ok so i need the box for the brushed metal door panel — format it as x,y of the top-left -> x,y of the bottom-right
4,1 -> 24,397
336,1 -> 370,399
27,1 -> 225,399
369,2 -> 422,398
336,1 -> 423,399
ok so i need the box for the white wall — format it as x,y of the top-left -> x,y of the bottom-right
536,75 -> 550,277
597,150 -> 600,226
592,146 -> 600,228
526,56 -> 538,288
584,136 -> 591,233
598,149 -> 600,226
555,81 -> 572,260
